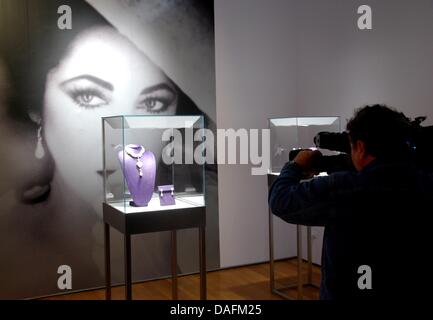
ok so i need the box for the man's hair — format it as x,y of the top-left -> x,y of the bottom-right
346,104 -> 412,160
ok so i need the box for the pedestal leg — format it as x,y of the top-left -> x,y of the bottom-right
296,225 -> 303,299
269,209 -> 275,291
307,226 -> 313,285
199,226 -> 207,300
104,223 -> 111,300
171,230 -> 178,300
124,234 -> 132,300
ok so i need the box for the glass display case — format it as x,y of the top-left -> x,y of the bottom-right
267,116 -> 340,299
102,115 -> 205,213
268,117 -> 341,174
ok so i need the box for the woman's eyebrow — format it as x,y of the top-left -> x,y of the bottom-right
60,75 -> 114,91
139,83 -> 175,95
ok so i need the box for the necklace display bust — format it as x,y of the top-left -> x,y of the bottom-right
117,144 -> 156,207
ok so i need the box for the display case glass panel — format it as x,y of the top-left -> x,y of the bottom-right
269,117 -> 341,174
102,115 -> 205,213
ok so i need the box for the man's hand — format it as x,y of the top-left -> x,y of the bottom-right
293,149 -> 322,179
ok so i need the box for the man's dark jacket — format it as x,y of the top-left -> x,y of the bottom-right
268,159 -> 433,299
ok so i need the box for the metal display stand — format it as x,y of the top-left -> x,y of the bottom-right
268,174 -> 320,300
103,202 -> 207,300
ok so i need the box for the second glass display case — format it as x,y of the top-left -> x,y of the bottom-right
268,116 -> 341,174
102,115 -> 205,213
267,116 -> 340,299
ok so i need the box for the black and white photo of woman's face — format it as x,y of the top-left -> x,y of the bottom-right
43,26 -> 178,203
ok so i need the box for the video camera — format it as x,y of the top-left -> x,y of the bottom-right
289,116 -> 433,174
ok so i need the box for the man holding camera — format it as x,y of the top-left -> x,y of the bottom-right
269,105 -> 433,299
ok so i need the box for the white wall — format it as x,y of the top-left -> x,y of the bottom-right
296,0 -> 433,124
215,0 -> 300,267
215,0 -> 433,268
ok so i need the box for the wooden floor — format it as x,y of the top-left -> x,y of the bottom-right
44,259 -> 321,300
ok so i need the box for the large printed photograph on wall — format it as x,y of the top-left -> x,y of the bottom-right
0,0 -> 219,299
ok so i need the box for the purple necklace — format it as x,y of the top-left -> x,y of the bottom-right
125,144 -> 145,177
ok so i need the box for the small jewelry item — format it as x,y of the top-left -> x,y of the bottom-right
125,145 -> 146,177
159,187 -> 174,197
158,185 -> 176,206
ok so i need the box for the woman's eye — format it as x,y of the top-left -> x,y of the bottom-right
141,97 -> 168,113
80,94 -> 94,104
136,84 -> 177,113
72,91 -> 108,108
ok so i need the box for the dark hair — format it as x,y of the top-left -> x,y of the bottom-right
346,104 -> 413,160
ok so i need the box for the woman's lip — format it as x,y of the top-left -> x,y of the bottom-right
97,170 -> 116,177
